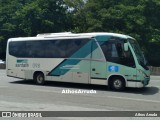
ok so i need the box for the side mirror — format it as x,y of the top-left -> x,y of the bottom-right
124,43 -> 129,51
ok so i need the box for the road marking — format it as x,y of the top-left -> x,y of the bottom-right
152,85 -> 160,88
0,73 -> 6,75
78,93 -> 160,104
102,95 -> 160,103
33,89 -> 61,93
0,86 -> 8,88
150,80 -> 160,82
151,79 -> 160,81
33,88 -> 160,104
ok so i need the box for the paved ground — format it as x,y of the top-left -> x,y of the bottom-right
0,70 -> 160,119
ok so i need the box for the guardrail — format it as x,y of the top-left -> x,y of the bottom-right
149,66 -> 160,76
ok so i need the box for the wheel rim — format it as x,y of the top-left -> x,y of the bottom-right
113,79 -> 122,89
37,75 -> 43,83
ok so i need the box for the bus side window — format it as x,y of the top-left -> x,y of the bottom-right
115,42 -> 135,67
9,41 -> 26,57
124,48 -> 135,67
116,43 -> 124,58
101,41 -> 135,67
101,42 -> 119,63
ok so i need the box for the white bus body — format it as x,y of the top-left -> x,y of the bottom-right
6,32 -> 150,90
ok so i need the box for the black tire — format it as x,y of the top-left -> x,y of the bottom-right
34,72 -> 45,85
110,77 -> 125,91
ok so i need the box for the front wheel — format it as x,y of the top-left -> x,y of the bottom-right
110,77 -> 125,91
34,72 -> 45,85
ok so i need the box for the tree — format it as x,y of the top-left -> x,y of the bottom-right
0,0 -> 160,66
143,0 -> 160,66
67,0 -> 160,66
0,0 -> 71,59
0,0 -> 23,59
15,0 -> 70,36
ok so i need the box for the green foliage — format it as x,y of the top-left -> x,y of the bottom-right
66,0 -> 160,66
0,0 -> 71,59
0,0 -> 160,66
15,0 -> 70,35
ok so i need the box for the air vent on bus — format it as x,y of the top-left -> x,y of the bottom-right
36,32 -> 72,37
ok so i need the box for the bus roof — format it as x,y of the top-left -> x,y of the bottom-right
36,32 -> 133,39
8,32 -> 134,41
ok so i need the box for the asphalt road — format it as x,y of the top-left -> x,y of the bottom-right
0,70 -> 160,119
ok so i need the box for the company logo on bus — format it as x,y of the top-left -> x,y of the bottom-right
16,59 -> 29,67
108,66 -> 119,72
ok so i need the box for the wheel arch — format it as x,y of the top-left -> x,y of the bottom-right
107,74 -> 127,87
33,71 -> 45,80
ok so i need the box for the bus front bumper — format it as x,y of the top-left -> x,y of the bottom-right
136,77 -> 150,88
127,77 -> 150,88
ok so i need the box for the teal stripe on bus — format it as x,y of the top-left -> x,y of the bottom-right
49,36 -> 111,76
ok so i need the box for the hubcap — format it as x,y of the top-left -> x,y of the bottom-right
37,75 -> 43,83
113,79 -> 122,89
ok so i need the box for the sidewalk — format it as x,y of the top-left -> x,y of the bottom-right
151,75 -> 160,80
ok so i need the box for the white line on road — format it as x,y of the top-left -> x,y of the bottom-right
151,85 -> 160,88
0,86 -> 8,88
0,74 -> 6,75
33,88 -> 160,104
33,89 -> 61,93
103,95 -> 160,104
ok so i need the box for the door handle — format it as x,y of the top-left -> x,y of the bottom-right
95,73 -> 100,75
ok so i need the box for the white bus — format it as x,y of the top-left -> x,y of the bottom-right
6,32 -> 150,90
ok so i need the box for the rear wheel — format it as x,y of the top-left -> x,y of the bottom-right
110,77 -> 125,91
34,72 -> 45,85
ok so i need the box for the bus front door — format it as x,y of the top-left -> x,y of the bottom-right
90,41 -> 107,85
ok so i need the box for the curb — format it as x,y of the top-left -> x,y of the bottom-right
151,76 -> 160,80
0,64 -> 6,69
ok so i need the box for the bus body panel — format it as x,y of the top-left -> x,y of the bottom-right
6,32 -> 150,89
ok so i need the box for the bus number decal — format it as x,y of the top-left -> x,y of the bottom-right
32,63 -> 40,68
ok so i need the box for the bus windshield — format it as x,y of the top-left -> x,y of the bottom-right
128,39 -> 148,69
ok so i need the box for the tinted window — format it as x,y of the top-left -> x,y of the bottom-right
26,41 -> 45,58
44,40 -> 67,58
100,38 -> 135,67
66,39 -> 89,57
9,41 -> 26,57
9,39 -> 89,58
